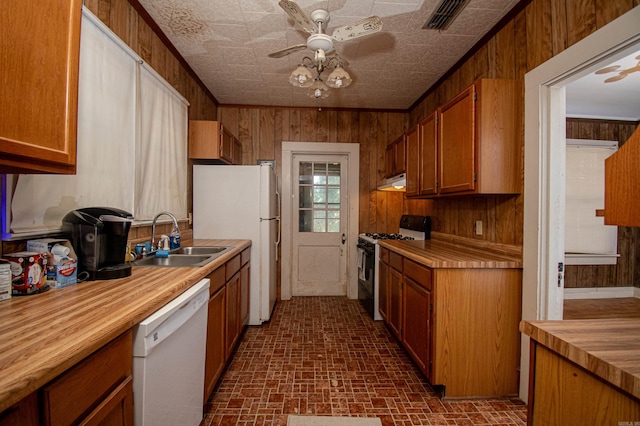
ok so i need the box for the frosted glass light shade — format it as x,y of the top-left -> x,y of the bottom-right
307,79 -> 330,98
289,65 -> 314,88
326,67 -> 352,88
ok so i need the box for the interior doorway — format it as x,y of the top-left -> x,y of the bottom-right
280,142 -> 360,300
521,6 -> 640,401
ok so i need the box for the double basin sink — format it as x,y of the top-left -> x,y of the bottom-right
132,246 -> 231,267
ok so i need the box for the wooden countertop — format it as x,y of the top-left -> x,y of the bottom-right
378,237 -> 522,269
0,239 -> 251,413
520,319 -> 640,399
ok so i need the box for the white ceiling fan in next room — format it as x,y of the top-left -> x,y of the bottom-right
268,0 -> 383,99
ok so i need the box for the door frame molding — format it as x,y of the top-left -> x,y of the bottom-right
281,142 -> 360,300
521,6 -> 640,402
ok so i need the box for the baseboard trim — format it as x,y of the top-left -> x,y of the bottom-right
564,286 -> 638,300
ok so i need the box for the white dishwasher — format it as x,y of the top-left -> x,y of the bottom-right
133,278 -> 210,426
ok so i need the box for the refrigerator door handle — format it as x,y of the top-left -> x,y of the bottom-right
275,216 -> 281,261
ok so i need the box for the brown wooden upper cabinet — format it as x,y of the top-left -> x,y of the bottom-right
406,79 -> 519,198
0,0 -> 82,174
406,113 -> 438,197
385,135 -> 406,178
189,120 -> 242,165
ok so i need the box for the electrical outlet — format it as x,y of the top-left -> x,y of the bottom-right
475,220 -> 483,235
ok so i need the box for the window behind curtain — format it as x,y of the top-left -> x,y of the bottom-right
565,139 -> 618,257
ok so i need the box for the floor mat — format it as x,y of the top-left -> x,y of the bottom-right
288,415 -> 382,425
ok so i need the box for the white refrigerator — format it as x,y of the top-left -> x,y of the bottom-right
193,163 -> 279,325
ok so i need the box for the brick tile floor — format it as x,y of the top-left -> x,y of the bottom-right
202,297 -> 527,426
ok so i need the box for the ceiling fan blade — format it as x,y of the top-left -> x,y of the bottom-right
268,44 -> 307,59
278,1 -> 317,34
595,65 -> 620,75
604,74 -> 626,83
331,16 -> 383,42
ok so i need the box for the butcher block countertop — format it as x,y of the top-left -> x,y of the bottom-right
378,232 -> 522,269
520,319 -> 640,399
0,238 -> 251,413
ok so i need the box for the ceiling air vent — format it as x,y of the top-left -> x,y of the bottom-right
423,0 -> 472,30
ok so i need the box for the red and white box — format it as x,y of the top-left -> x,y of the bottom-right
2,252 -> 47,295
26,239 -> 78,289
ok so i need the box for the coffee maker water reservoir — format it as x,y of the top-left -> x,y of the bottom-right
62,207 -> 134,281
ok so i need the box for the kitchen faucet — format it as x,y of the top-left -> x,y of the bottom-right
151,211 -> 179,251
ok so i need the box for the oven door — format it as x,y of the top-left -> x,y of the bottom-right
357,241 -> 375,319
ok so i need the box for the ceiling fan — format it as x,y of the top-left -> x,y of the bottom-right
595,55 -> 640,83
269,0 -> 383,98
268,0 -> 383,59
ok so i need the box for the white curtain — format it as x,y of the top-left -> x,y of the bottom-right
10,10 -> 136,233
565,141 -> 618,255
136,65 -> 188,220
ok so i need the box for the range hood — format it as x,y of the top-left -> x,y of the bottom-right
377,173 -> 406,192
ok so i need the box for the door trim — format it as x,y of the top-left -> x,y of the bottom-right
281,142 -> 360,300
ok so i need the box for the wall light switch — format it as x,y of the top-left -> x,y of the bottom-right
475,220 -> 483,235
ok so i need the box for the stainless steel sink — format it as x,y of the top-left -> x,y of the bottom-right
171,246 -> 231,255
132,246 -> 232,267
133,254 -> 214,267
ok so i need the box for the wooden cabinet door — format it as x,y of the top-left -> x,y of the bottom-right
405,125 -> 420,197
419,112 -> 438,196
0,0 -> 82,174
388,267 -> 403,339
204,286 -> 226,403
403,276 -> 432,379
41,331 -> 133,426
385,144 -> 395,179
0,392 -> 39,426
240,262 -> 250,327
438,85 -> 476,194
378,260 -> 389,321
80,376 -> 134,426
219,125 -> 234,164
385,135 -> 406,178
225,272 -> 240,359
232,137 -> 242,165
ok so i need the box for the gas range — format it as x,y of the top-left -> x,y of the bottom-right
357,215 -> 431,321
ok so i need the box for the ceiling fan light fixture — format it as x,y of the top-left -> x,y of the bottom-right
307,79 -> 330,99
326,66 -> 351,89
289,65 -> 314,87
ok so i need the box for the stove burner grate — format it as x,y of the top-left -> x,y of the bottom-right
364,232 -> 415,240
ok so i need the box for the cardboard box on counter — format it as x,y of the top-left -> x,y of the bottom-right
26,239 -> 78,289
2,252 -> 47,295
0,260 -> 11,301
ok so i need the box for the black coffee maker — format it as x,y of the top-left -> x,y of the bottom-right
62,207 -> 134,281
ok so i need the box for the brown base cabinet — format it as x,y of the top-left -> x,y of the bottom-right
41,330 -> 134,426
0,331 -> 135,426
203,247 -> 251,404
528,344 -> 640,425
379,247 -> 521,397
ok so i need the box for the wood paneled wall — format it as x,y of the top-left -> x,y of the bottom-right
564,119 -> 640,289
218,107 -> 433,234
407,0 -> 639,246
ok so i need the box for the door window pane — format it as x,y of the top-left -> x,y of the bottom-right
298,161 -> 341,233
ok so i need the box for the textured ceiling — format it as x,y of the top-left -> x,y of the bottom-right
136,0 -> 521,110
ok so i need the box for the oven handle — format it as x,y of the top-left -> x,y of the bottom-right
357,243 -> 375,255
